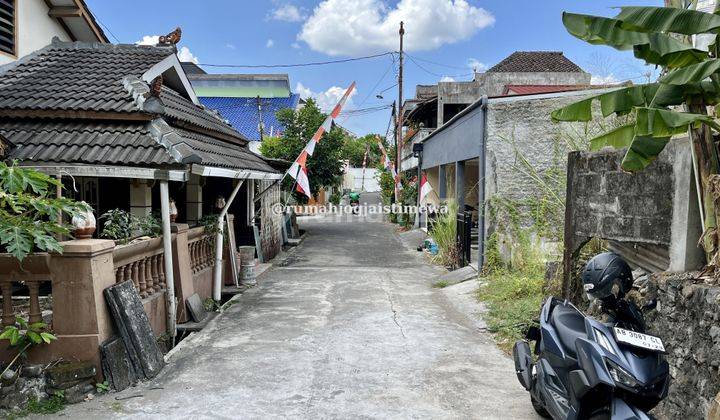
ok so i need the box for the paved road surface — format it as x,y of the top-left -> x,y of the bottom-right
58,213 -> 538,419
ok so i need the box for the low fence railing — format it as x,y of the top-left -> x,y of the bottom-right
0,254 -> 52,326
187,227 -> 214,274
113,237 -> 166,298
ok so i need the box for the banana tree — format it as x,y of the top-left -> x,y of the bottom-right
553,3 -> 720,266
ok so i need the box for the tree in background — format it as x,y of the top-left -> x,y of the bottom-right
342,134 -> 383,168
260,99 -> 346,202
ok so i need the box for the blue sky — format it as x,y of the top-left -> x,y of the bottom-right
86,0 -> 661,136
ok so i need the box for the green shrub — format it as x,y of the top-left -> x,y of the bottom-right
429,200 -> 459,268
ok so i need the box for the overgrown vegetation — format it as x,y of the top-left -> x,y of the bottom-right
99,209 -> 161,244
0,161 -> 91,261
0,316 -> 56,379
477,259 -> 545,353
429,200 -> 459,268
554,4 -> 720,274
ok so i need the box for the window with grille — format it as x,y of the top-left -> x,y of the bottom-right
0,0 -> 15,56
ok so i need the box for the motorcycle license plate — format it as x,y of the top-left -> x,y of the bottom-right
613,327 -> 665,352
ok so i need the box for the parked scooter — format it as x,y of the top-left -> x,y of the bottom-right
348,191 -> 360,214
513,253 -> 669,420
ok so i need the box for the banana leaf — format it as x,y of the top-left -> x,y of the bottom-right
589,124 -> 636,151
615,6 -> 720,35
621,135 -> 672,172
550,84 -> 686,122
635,107 -> 718,137
659,59 -> 720,85
563,13 -> 706,68
634,33 -> 707,68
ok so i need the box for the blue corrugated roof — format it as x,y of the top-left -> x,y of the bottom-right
199,94 -> 300,141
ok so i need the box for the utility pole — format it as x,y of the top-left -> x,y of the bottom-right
256,95 -> 265,142
396,21 -> 404,173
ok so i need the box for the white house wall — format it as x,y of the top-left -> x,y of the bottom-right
0,0 -> 71,65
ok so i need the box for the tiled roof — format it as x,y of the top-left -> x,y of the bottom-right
487,51 -> 585,73
502,85 -> 588,96
159,86 -> 243,140
0,40 -> 274,173
0,120 -> 174,166
199,95 -> 301,141
0,39 -> 246,142
0,41 -> 172,113
0,119 -> 275,172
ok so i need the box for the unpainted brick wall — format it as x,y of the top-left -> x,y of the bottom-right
259,181 -> 282,260
565,147 -> 675,247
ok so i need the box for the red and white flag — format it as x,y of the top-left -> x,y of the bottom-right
375,135 -> 402,191
289,150 -> 312,199
287,81 -> 356,198
419,172 -> 433,202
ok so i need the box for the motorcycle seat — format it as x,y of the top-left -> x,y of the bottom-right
550,304 -> 586,358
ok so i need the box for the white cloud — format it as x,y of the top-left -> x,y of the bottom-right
291,42 -> 301,49
270,4 -> 305,22
177,46 -> 199,64
591,74 -> 620,85
136,35 -> 160,45
226,43 -> 236,50
266,39 -> 275,48
440,76 -> 455,82
298,0 -> 494,56
467,57 -> 486,72
295,82 -> 357,112
136,35 -> 199,63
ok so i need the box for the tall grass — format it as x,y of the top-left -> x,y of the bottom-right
429,200 -> 459,268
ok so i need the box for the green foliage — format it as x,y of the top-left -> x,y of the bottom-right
429,200 -> 459,268
259,99 -> 346,202
432,280 -> 449,288
554,5 -> 720,172
99,210 -> 161,244
203,297 -> 220,312
0,316 -> 57,380
24,394 -> 66,415
96,381 -> 110,394
0,162 -> 91,261
342,134 -> 384,167
477,266 -> 545,353
329,190 -> 342,205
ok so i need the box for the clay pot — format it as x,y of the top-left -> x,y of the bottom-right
74,226 -> 96,239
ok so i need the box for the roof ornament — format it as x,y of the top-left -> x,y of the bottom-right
158,27 -> 182,46
148,75 -> 164,98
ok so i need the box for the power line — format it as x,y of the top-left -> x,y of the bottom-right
406,55 -> 474,79
404,53 -> 470,71
95,15 -> 121,43
198,51 -> 395,69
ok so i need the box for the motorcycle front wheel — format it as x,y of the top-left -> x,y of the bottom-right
588,409 -> 610,420
531,395 -> 550,418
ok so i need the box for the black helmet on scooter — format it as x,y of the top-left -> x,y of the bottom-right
581,252 -> 633,300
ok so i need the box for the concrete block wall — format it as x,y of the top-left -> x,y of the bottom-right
485,94 -> 594,204
567,150 -> 673,245
563,138 -> 704,273
259,181 -> 283,261
476,71 -> 591,97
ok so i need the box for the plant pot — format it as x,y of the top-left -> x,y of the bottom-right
74,226 -> 96,239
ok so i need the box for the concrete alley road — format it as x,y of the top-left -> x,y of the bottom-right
59,213 -> 538,419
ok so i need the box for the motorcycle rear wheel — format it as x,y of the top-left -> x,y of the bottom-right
531,395 -> 551,418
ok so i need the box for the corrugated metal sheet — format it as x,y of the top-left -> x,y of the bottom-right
608,241 -> 670,273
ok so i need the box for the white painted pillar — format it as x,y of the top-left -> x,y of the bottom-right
130,180 -> 152,218
186,174 -> 203,226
